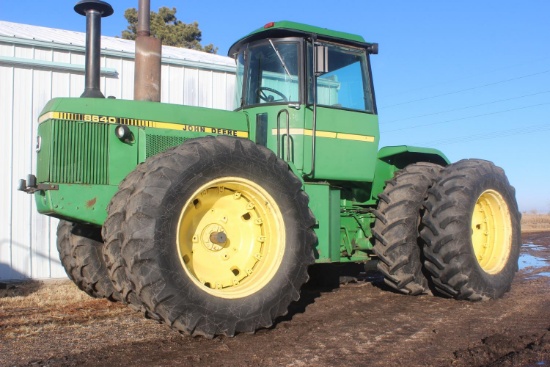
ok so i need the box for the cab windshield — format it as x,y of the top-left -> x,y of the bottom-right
235,40 -> 300,109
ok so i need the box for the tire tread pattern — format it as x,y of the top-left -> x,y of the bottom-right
372,162 -> 442,295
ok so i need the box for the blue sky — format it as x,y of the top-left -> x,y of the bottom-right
1,1 -> 549,212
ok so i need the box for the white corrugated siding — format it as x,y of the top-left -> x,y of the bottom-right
0,21 -> 236,280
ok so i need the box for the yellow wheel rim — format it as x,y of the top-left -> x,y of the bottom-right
471,189 -> 513,274
176,177 -> 285,299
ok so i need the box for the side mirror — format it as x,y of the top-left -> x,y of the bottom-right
368,43 -> 379,55
315,45 -> 329,75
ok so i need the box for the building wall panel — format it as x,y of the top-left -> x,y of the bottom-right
119,59 -> 135,100
52,71 -> 71,98
10,66 -> 34,279
31,69 -> 53,278
226,73 -> 236,110
213,72 -> 228,110
0,43 -> 14,56
200,70 -> 214,108
14,45 -> 33,59
33,47 -> 52,62
183,68 -> 199,106
166,65 -> 184,105
0,65 -> 15,279
104,57 -> 122,98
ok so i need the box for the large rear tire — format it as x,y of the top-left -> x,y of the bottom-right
420,159 -> 521,301
57,220 -> 120,301
372,162 -> 442,295
111,136 -> 316,337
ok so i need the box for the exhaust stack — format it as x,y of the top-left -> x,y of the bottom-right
134,0 -> 162,101
74,0 -> 113,98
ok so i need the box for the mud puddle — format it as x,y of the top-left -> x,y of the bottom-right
521,242 -> 550,279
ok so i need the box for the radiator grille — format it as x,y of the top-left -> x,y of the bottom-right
50,120 -> 109,184
146,135 -> 186,158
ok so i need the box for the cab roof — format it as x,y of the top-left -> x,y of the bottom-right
228,20 -> 371,57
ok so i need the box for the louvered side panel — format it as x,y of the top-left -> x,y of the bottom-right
49,120 -> 109,184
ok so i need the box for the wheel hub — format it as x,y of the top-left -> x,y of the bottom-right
198,223 -> 227,251
177,177 -> 285,299
471,189 -> 512,274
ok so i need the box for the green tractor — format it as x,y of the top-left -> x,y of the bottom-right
20,1 -> 521,338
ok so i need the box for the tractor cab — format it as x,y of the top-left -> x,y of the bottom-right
228,21 -> 380,182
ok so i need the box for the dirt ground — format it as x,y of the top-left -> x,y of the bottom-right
1,232 -> 549,367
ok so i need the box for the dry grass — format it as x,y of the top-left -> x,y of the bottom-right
0,280 -> 165,366
521,213 -> 550,232
0,280 -> 128,340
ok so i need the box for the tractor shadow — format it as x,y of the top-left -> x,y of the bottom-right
273,263 -> 387,325
0,279 -> 43,298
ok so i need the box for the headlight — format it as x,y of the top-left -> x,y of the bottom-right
115,124 -> 134,143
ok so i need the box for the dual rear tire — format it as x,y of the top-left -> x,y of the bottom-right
421,159 -> 521,300
374,159 -> 520,301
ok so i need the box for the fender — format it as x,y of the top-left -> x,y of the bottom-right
371,145 -> 450,200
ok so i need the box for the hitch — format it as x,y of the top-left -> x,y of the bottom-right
18,174 -> 58,194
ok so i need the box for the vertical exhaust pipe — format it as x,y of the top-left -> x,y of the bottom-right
74,0 -> 113,98
137,0 -> 151,37
134,0 -> 162,101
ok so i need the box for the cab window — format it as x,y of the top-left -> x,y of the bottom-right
309,43 -> 374,113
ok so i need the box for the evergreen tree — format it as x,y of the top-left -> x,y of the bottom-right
121,7 -> 217,54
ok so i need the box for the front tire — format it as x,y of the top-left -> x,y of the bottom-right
420,159 -> 521,301
115,136 -> 316,337
57,221 -> 120,301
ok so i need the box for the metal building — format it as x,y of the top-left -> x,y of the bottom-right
0,21 -> 236,280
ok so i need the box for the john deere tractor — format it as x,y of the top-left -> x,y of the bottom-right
20,1 -> 521,337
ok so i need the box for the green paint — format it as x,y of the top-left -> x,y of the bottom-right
35,184 -> 118,226
304,183 -> 341,262
303,106 -> 379,181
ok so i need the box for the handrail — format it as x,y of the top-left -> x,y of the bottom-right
276,109 -> 291,161
303,38 -> 319,179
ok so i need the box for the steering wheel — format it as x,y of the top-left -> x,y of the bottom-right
258,87 -> 288,102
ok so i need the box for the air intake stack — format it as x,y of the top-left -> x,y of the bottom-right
134,0 -> 162,101
74,0 -> 113,98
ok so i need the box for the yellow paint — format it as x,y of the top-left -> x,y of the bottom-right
38,111 -> 249,138
272,128 -> 374,142
471,189 -> 513,274
39,111 -> 60,123
337,132 -> 375,142
176,177 -> 285,299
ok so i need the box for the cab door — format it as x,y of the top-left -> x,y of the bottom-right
302,42 -> 379,182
